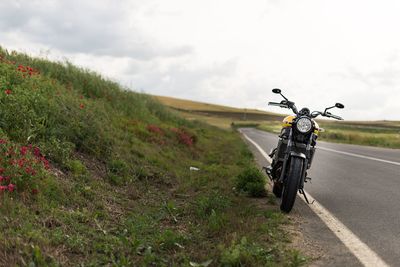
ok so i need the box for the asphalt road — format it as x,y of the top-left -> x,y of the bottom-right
240,128 -> 400,267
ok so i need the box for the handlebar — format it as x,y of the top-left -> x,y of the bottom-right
268,88 -> 343,120
311,111 -> 343,120
328,114 -> 343,120
268,101 -> 286,108
268,101 -> 298,114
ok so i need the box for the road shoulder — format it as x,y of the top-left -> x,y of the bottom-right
243,136 -> 363,267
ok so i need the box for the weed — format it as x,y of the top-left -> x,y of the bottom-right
220,237 -> 274,266
236,167 -> 267,197
157,229 -> 186,251
195,191 -> 231,219
66,159 -> 87,176
107,159 -> 131,185
288,250 -> 308,267
207,209 -> 228,234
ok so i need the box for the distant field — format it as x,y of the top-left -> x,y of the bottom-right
155,95 -> 276,114
154,95 -> 283,128
155,95 -> 400,149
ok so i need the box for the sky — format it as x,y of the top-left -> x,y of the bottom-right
1,0 -> 399,120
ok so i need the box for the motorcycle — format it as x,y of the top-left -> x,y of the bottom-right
265,88 -> 344,213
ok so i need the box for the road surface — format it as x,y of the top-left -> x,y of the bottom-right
240,128 -> 400,267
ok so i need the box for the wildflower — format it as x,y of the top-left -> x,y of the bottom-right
5,89 -> 12,95
171,128 -> 195,147
7,184 -> 15,192
20,146 -> 29,155
147,124 -> 163,134
33,147 -> 41,157
18,158 -> 25,168
40,156 -> 50,169
80,103 -> 85,109
25,166 -> 36,176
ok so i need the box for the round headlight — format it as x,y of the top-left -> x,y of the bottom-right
296,117 -> 313,133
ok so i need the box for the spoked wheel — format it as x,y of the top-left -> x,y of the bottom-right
280,157 -> 304,213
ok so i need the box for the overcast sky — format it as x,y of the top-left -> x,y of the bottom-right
1,0 -> 399,120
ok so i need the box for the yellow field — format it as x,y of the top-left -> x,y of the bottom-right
154,95 -> 277,114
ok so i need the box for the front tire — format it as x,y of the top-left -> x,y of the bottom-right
280,157 -> 303,213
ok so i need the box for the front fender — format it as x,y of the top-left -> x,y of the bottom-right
279,151 -> 306,182
289,151 -> 306,159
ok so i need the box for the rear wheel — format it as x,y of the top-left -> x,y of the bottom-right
280,157 -> 303,213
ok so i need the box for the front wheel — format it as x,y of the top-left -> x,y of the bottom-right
280,157 -> 304,213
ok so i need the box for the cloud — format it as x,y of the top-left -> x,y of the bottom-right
0,0 -> 192,60
0,0 -> 399,120
119,57 -> 239,101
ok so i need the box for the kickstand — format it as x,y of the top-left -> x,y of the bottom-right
299,189 -> 315,204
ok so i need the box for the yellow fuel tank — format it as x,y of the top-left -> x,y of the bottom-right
282,115 -> 295,128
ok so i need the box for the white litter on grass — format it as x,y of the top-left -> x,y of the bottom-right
190,166 -> 200,171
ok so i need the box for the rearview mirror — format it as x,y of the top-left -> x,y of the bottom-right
272,88 -> 281,94
335,103 -> 345,109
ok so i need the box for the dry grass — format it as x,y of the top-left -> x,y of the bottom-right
154,95 -> 278,115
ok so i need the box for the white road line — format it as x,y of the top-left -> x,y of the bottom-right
318,146 -> 400,166
239,130 -> 390,267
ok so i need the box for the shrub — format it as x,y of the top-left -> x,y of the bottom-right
235,167 -> 266,197
66,160 -> 87,176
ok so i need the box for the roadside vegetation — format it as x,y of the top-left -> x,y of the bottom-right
0,47 -> 304,266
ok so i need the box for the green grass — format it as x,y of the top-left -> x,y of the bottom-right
0,47 -> 302,266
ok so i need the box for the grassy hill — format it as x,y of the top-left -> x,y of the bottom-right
0,48 -> 305,266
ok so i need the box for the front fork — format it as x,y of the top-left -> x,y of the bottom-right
268,130 -> 315,190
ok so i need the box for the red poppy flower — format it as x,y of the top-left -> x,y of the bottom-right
33,147 -> 41,157
5,89 -> 12,95
20,146 -> 28,156
80,103 -> 85,109
7,184 -> 15,192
